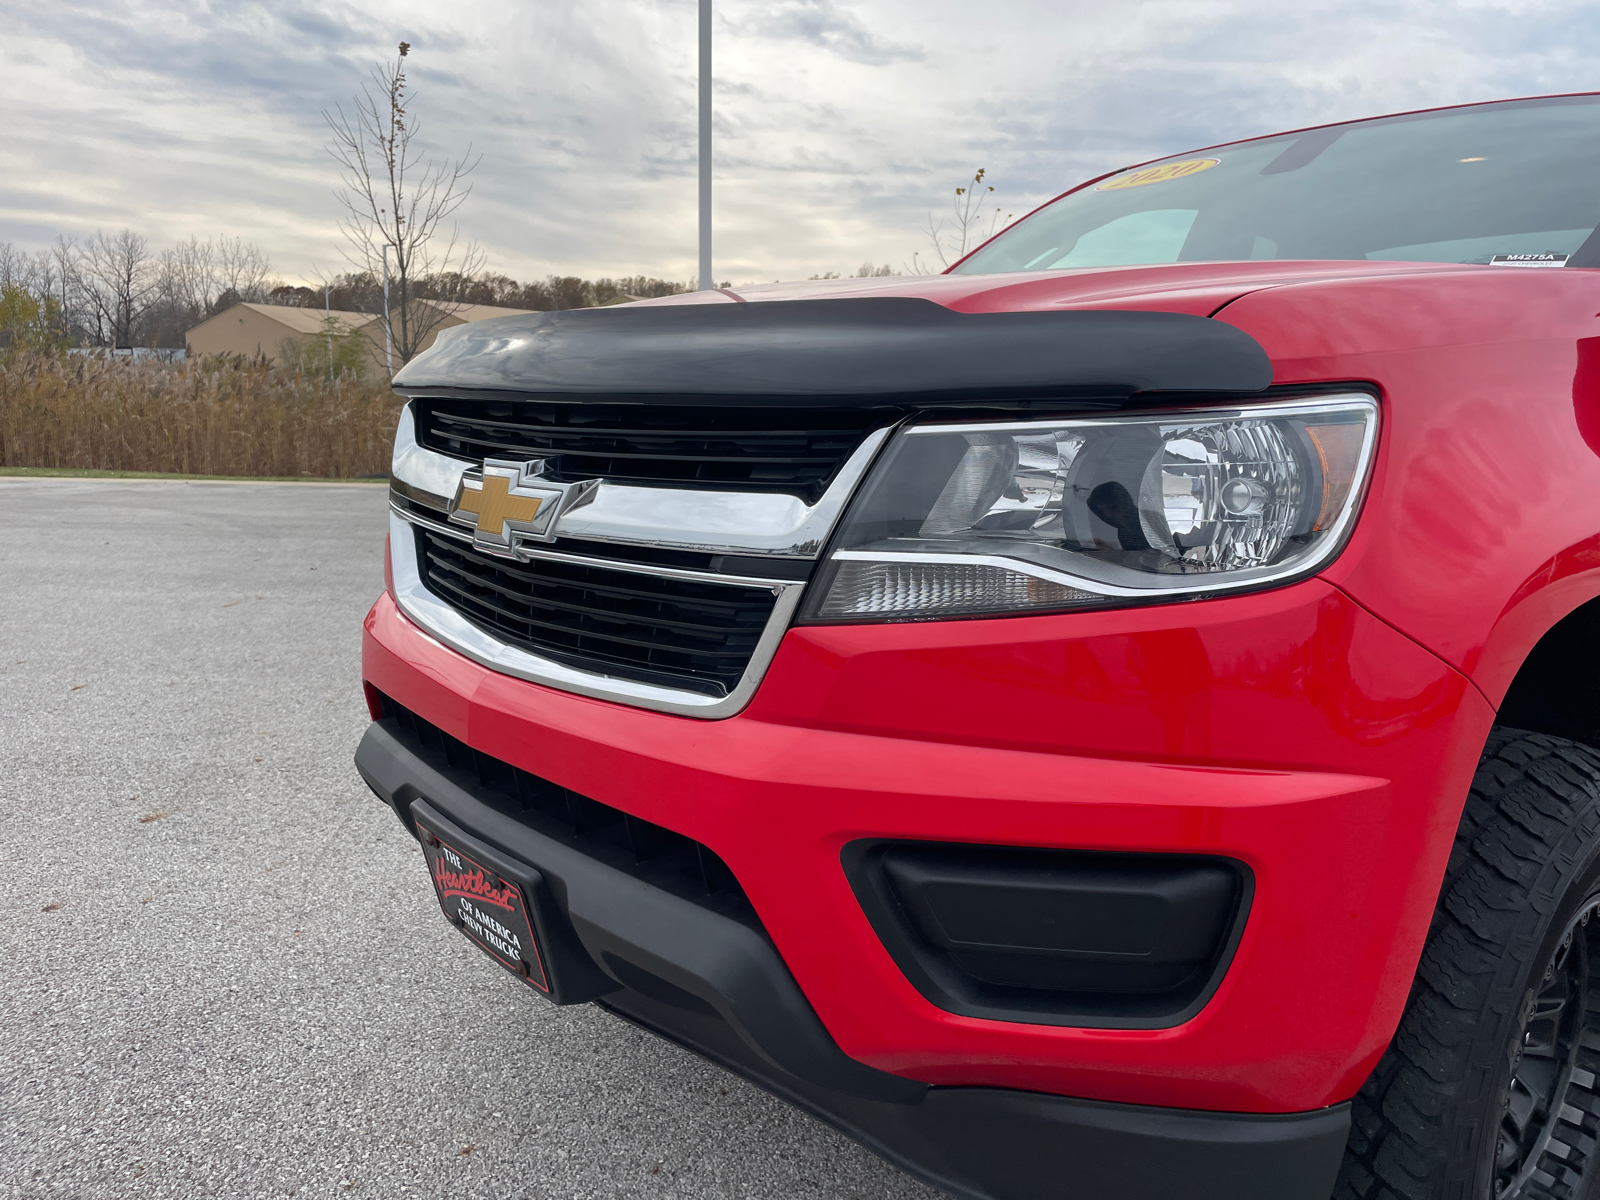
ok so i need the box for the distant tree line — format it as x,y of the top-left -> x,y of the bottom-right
811,264 -> 898,280
0,233 -> 272,351
0,231 -> 707,354
268,270 -> 693,315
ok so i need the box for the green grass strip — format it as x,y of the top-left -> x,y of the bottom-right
0,466 -> 388,483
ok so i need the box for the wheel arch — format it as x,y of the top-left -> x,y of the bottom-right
1496,592 -> 1600,750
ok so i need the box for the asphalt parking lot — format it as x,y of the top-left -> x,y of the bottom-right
0,479 -> 941,1200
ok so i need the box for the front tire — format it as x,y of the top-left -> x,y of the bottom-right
1337,729 -> 1600,1200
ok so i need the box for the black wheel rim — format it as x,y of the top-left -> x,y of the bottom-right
1496,895 -> 1600,1198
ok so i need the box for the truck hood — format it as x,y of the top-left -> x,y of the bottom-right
390,262 -> 1480,403
391,296 -> 1273,402
641,259 -> 1478,317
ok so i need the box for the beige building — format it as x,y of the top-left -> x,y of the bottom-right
186,300 -> 531,373
186,303 -> 378,364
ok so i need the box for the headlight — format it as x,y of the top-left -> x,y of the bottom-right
803,394 -> 1377,621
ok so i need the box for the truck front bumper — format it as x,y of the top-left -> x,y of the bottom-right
356,714 -> 1350,1200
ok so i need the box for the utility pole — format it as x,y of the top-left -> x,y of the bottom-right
382,244 -> 393,375
698,0 -> 712,291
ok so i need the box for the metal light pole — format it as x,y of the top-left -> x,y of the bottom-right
324,282 -> 332,381
382,244 -> 393,375
698,0 -> 712,291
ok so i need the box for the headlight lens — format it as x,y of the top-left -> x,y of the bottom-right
804,394 -> 1377,621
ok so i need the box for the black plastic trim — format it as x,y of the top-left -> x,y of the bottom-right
843,840 -> 1254,1029
413,397 -> 889,501
413,525 -> 778,698
599,987 -> 1349,1200
390,298 -> 1274,401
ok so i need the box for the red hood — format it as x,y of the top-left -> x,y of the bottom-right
639,260 -> 1484,318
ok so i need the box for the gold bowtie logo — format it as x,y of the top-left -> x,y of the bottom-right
454,472 -> 543,538
447,458 -> 596,553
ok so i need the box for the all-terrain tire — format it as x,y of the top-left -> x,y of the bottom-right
1335,728 -> 1600,1200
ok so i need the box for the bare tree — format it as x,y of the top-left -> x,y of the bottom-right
9,236 -> 90,344
22,248 -> 70,343
0,246 -> 71,356
161,235 -> 272,319
78,230 -> 158,346
324,41 -> 482,369
213,237 -> 272,306
0,244 -> 66,318
0,243 -> 30,290
911,168 -> 1013,274
160,236 -> 215,318
49,237 -> 84,339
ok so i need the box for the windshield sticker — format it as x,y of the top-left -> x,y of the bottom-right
1096,158 -> 1221,191
1489,253 -> 1569,268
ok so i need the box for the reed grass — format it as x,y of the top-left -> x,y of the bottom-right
0,353 -> 404,479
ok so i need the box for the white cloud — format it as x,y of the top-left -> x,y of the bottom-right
2,0 -> 1599,285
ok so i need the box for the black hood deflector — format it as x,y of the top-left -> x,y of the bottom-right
390,297 -> 1273,405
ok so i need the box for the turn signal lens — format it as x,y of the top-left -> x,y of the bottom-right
806,394 -> 1377,621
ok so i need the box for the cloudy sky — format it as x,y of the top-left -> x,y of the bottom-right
4,0 -> 1600,286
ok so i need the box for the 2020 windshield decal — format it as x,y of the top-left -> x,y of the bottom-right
1095,158 -> 1220,191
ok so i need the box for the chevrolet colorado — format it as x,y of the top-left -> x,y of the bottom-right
357,93 -> 1600,1200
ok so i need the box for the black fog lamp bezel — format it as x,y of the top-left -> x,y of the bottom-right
841,839 -> 1255,1030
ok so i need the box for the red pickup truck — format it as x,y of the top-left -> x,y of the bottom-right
357,93 -> 1600,1200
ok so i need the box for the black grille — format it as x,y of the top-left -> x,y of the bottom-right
375,691 -> 759,929
416,528 -> 778,697
414,398 -> 889,500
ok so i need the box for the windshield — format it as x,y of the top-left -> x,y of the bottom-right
953,95 -> 1600,273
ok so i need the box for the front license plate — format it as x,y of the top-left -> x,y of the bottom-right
420,829 -> 550,993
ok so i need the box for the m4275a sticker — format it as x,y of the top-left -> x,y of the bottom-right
1490,253 -> 1569,267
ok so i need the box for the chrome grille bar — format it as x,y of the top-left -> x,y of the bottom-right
390,404 -> 894,559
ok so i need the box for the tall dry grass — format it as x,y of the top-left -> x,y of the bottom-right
0,353 -> 405,478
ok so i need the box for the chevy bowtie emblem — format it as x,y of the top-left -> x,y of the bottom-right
448,459 -> 598,553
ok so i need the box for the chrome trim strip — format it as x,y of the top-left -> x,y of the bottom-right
389,509 -> 805,719
553,427 -> 891,557
830,549 -> 1143,597
389,400 -> 892,558
397,502 -> 804,587
390,404 -> 469,512
905,394 -> 1375,436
